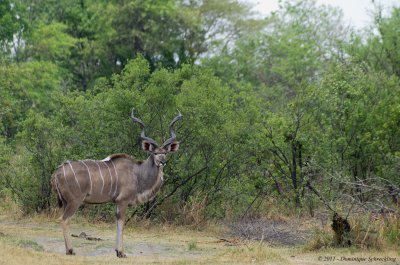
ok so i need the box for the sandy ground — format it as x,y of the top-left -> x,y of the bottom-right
0,217 -> 216,258
0,215 -> 399,265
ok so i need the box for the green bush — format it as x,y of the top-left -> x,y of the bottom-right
0,58 -> 262,220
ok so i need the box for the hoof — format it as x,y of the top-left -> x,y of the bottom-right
66,249 -> 75,255
115,250 -> 127,258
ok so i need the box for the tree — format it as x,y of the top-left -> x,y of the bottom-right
8,0 -> 263,91
206,0 -> 350,90
0,0 -> 26,58
0,61 -> 62,139
349,7 -> 400,78
310,62 -> 400,186
204,0 -> 352,208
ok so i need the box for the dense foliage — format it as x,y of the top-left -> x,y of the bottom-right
0,0 -> 399,224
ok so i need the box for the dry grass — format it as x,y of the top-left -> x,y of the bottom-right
0,241 -> 291,265
0,213 -> 291,265
306,212 -> 400,252
0,209 -> 399,265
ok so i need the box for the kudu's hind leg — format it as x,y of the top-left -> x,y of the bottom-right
61,201 -> 80,255
115,202 -> 128,258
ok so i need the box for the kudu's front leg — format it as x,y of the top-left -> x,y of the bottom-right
115,202 -> 128,258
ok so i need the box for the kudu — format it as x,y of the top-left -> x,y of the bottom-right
51,110 -> 182,258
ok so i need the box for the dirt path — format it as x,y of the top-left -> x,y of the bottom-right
0,217 -> 215,258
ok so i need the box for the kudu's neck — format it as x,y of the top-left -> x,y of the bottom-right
133,154 -> 164,204
140,154 -> 163,177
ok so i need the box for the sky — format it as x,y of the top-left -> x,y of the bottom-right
244,0 -> 399,29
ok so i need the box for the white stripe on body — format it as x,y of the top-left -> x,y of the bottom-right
92,160 -> 105,194
68,161 -> 81,191
62,164 -> 68,182
54,177 -> 63,205
111,161 -> 119,197
80,160 -> 93,194
102,161 -> 114,196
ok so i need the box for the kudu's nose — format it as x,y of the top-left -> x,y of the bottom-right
158,154 -> 167,167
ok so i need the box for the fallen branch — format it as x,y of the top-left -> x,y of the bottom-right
306,180 -> 335,213
71,232 -> 102,241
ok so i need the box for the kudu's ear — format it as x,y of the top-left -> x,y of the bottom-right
165,141 -> 179,153
142,140 -> 157,152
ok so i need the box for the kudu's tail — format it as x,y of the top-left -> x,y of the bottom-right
51,173 -> 63,208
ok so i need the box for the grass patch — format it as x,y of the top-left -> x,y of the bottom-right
305,227 -> 334,250
221,243 -> 290,264
382,215 -> 400,247
18,239 -> 44,252
187,241 -> 199,251
306,213 -> 400,251
0,232 -> 44,252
